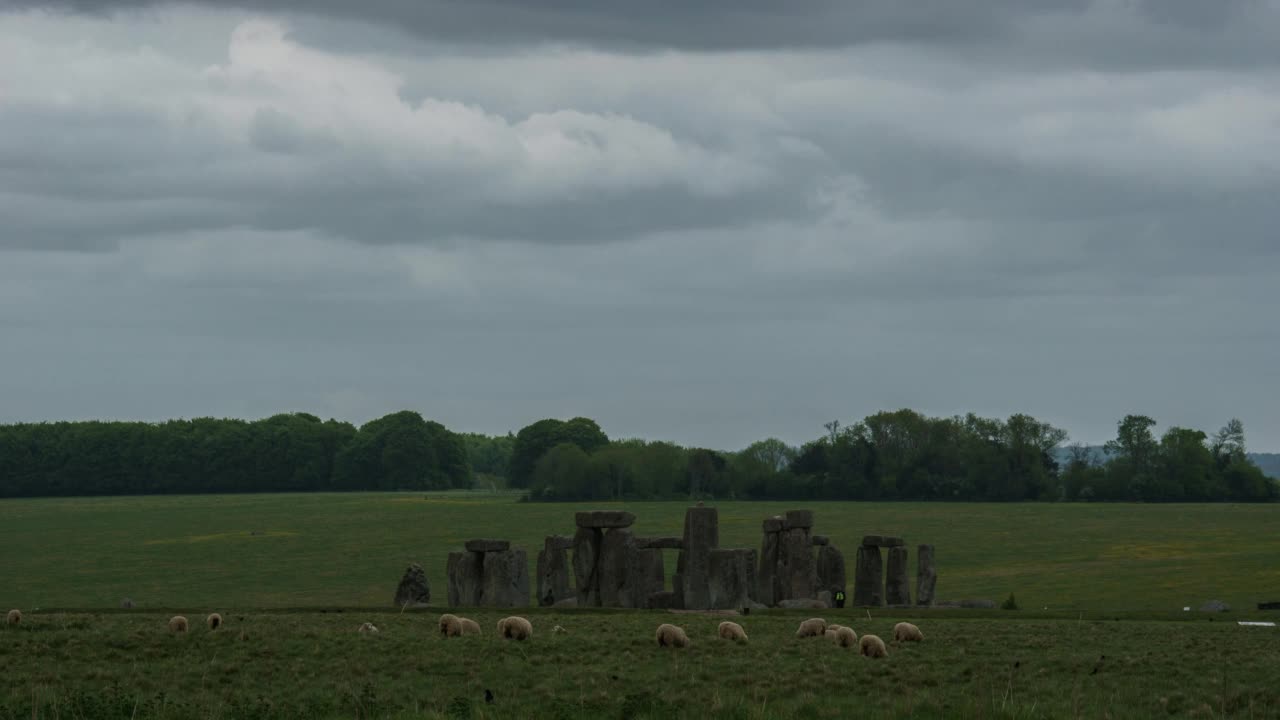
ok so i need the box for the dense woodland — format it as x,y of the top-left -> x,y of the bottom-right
0,410 -> 1274,502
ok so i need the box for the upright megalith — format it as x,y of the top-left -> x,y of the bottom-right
677,506 -> 719,610
447,551 -> 484,607
886,546 -> 911,606
772,510 -> 818,603
708,549 -> 754,609
758,516 -> 783,606
394,563 -> 431,608
599,528 -> 640,607
853,545 -> 884,607
536,536 -> 573,607
635,548 -> 666,605
815,545 -> 846,599
916,544 -> 937,607
572,527 -> 603,607
481,548 -> 530,607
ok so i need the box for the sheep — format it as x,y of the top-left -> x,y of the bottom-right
829,625 -> 858,648
438,613 -> 462,637
169,616 -> 189,633
894,622 -> 924,642
358,622 -> 379,634
497,616 -> 533,641
718,621 -> 748,642
824,623 -> 845,637
859,633 -> 888,658
655,623 -> 690,648
795,617 -> 827,638
6,609 -> 20,626
459,618 -> 481,636
552,625 -> 568,635
207,613 -> 223,631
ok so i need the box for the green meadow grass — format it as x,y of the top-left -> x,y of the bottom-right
3,493 -> 1278,612
2,609 -> 1279,719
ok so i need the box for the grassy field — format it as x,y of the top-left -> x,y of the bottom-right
3,493 -> 1278,612
3,609 -> 1279,719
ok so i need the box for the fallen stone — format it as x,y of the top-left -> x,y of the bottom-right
783,509 -> 814,529
575,510 -> 636,529
636,536 -> 683,550
394,562 -> 431,607
572,527 -> 603,607
1258,601 -> 1280,611
817,590 -> 832,607
811,535 -> 830,546
916,544 -> 937,607
853,545 -> 884,607
778,598 -> 828,610
886,546 -> 911,607
464,539 -> 510,553
1200,600 -> 1230,613
553,597 -> 578,608
481,548 -> 529,607
861,535 -> 905,547
959,599 -> 996,609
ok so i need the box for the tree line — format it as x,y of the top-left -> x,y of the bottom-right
0,409 -> 1273,502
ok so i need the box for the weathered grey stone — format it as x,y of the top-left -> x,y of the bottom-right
481,548 -> 529,607
708,549 -> 753,610
394,563 -> 431,607
783,509 -> 814,529
536,540 -> 571,607
678,506 -> 719,610
853,545 -> 884,607
758,528 -> 780,607
575,510 -> 636,529
959,599 -> 996,609
916,544 -> 937,607
778,598 -> 828,610
636,536 -> 683,550
465,539 -> 510,553
762,516 -> 784,533
646,591 -> 679,610
545,535 -> 574,551
599,528 -> 640,607
817,590 -> 832,607
572,527 -> 603,607
740,548 -> 759,603
778,527 -> 816,601
120,598 -> 135,609
861,535 -> 905,547
635,548 -> 666,605
671,574 -> 685,609
816,545 -> 846,597
1200,600 -> 1230,613
811,535 -> 830,546
553,597 -> 578,608
447,551 -> 485,607
886,546 -> 911,607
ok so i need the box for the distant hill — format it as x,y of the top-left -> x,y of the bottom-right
1054,446 -> 1279,479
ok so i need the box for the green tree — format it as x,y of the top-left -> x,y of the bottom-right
507,418 -> 608,488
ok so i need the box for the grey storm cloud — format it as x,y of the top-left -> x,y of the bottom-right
0,1 -> 1278,450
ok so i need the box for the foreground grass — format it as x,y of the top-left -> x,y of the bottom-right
3,609 -> 1278,719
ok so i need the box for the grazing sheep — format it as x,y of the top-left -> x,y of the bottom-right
6,609 -> 20,626
655,623 -> 690,648
824,623 -> 845,637
497,616 -> 533,641
439,613 -> 463,637
459,618 -> 481,636
207,613 -> 223,631
552,625 -> 568,634
795,617 -> 828,638
169,616 -> 189,633
829,626 -> 858,648
718,621 -> 748,642
894,622 -> 924,642
860,633 -> 888,658
358,622 -> 379,634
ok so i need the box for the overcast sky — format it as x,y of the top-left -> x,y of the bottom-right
1,1 -> 1277,451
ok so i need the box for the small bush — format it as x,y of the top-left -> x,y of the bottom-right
1001,593 -> 1019,610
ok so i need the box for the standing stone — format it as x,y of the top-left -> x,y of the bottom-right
678,506 -> 719,610
572,527 -> 603,607
707,549 -> 752,610
536,538 -> 572,607
778,527 -> 816,601
599,528 -> 640,607
634,548 -> 666,607
886,545 -> 911,606
816,546 -> 846,598
758,524 -> 781,606
481,548 -> 530,607
394,562 -> 431,607
784,509 -> 814,529
740,548 -> 759,603
916,544 -> 937,607
853,545 -> 884,607
448,551 -> 484,607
